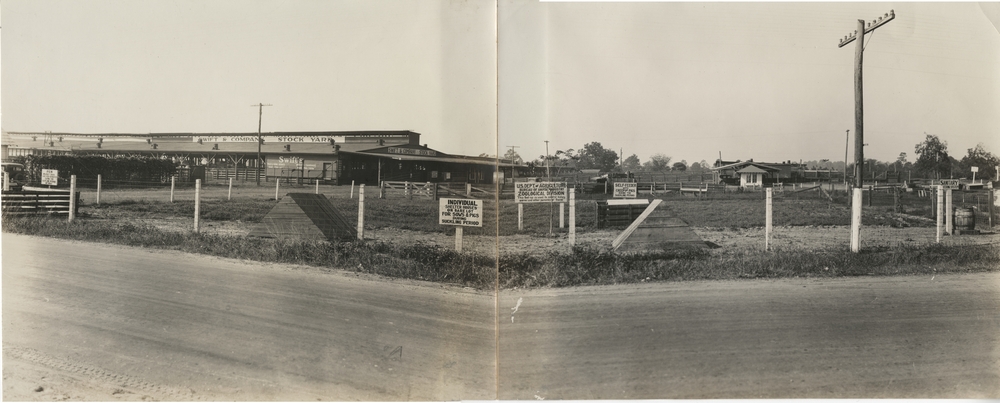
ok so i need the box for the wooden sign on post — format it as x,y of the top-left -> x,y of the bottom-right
514,182 -> 567,203
439,198 -> 483,252
41,169 -> 59,186
613,182 -> 637,198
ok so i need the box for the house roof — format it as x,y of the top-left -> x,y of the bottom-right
714,160 -> 782,172
736,165 -> 772,174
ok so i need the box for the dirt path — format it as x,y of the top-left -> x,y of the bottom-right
3,234 -> 496,401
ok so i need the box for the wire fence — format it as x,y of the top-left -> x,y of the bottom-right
5,173 -> 997,253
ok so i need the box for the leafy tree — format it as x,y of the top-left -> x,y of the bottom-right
577,142 -> 619,171
672,161 -> 688,171
959,143 -> 999,180
642,154 -> 672,172
914,134 -> 952,179
689,161 -> 704,172
503,148 -> 523,164
622,154 -> 641,172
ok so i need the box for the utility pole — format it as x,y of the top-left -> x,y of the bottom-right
839,10 -> 894,252
844,130 -> 850,188
252,103 -> 273,186
544,140 -> 552,235
505,145 -> 520,163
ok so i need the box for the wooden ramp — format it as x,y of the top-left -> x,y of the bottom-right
248,193 -> 357,241
612,200 -> 707,252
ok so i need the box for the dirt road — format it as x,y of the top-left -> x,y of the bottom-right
498,274 -> 1000,399
4,234 -> 999,400
2,234 -> 496,401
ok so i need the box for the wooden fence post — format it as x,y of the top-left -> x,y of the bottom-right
936,185 -> 944,243
455,227 -> 463,253
228,177 -> 233,200
765,188 -> 772,251
406,181 -> 412,200
315,179 -> 320,195
569,192 -> 576,246
559,202 -> 565,229
518,203 -> 523,231
357,184 -> 365,240
351,180 -> 355,199
68,175 -> 77,222
194,179 -> 201,233
466,183 -> 472,196
275,177 -> 280,200
945,188 -> 954,235
380,181 -> 385,199
170,176 -> 176,203
96,174 -> 102,205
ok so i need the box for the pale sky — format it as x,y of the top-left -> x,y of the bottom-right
500,1 -> 1000,166
3,1 -> 998,167
1,0 -> 497,157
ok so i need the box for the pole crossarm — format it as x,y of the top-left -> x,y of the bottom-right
838,10 -> 895,48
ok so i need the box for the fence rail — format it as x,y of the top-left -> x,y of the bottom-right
1,190 -> 81,216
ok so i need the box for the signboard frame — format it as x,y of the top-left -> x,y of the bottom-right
514,182 -> 568,203
41,169 -> 59,186
438,198 -> 483,227
613,182 -> 638,198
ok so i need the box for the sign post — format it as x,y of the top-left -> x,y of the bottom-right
439,198 -> 483,252
97,174 -> 102,205
972,166 -> 979,184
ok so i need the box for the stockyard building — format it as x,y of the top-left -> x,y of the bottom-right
1,131 -> 503,185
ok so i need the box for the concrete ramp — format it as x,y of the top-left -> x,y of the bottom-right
249,193 -> 357,241
612,200 -> 707,252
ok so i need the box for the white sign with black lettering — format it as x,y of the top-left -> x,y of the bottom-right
614,182 -> 638,198
439,198 -> 483,227
514,182 -> 567,203
41,169 -> 59,186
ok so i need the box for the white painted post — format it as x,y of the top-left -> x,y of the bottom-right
351,180 -> 355,199
68,175 -> 77,222
406,181 -> 412,200
518,203 -> 524,231
936,185 -> 944,243
194,179 -> 201,233
228,177 -> 233,200
275,177 -> 280,200
455,226 -> 463,253
945,188 -> 953,235
466,183 -> 472,196
379,181 -> 385,199
315,179 -> 320,194
170,176 -> 176,203
569,192 -> 576,246
2,171 -> 9,191
850,188 -> 863,252
765,188 -> 772,251
559,202 -> 565,228
96,174 -> 102,205
357,184 -> 365,240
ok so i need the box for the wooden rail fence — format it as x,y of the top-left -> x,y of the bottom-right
1,190 -> 81,216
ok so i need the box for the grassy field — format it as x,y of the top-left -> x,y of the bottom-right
4,186 -> 994,290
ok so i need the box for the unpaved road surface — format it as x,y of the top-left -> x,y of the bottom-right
499,274 -> 1000,399
2,234 -> 496,401
5,234 -> 1000,400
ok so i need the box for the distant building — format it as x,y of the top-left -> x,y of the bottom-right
712,159 -> 819,187
1,131 -> 499,185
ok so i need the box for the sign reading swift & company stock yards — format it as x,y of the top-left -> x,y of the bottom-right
514,182 -> 567,203
613,182 -> 638,198
41,169 -> 59,186
439,198 -> 483,227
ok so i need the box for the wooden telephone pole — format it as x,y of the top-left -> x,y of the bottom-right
838,10 -> 894,252
252,103 -> 273,186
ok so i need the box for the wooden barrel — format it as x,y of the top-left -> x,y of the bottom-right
954,207 -> 976,231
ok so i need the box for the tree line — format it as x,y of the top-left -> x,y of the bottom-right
502,135 -> 999,181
